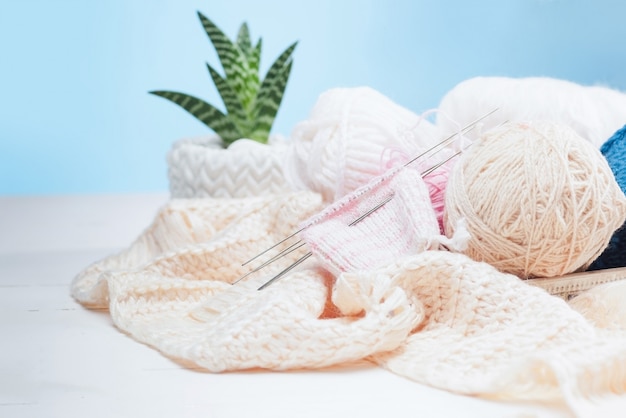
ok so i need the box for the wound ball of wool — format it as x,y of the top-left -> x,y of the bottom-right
588,124 -> 626,270
444,121 -> 626,278
283,86 -> 441,203
436,76 -> 626,148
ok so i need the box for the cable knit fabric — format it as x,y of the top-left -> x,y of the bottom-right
72,192 -> 626,417
167,136 -> 293,198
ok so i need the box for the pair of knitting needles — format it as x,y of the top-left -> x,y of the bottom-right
236,108 -> 500,290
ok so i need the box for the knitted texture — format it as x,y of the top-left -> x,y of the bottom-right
299,167 -> 440,275
71,192 -> 324,308
167,136 -> 293,198
445,121 -> 626,278
283,86 -> 442,203
436,76 -> 626,148
589,124 -> 626,270
72,192 -> 626,416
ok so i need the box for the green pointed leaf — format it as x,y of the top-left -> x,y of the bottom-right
150,90 -> 241,144
197,12 -> 238,76
259,41 -> 297,92
246,38 -> 262,91
253,38 -> 262,62
206,63 -> 247,128
236,22 -> 252,56
250,60 -> 294,142
236,30 -> 261,109
198,12 -> 255,111
249,41 -> 297,138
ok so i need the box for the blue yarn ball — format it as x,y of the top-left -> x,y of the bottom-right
589,124 -> 626,270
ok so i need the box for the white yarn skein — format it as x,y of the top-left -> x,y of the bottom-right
283,86 -> 442,202
436,76 -> 626,148
444,120 -> 626,279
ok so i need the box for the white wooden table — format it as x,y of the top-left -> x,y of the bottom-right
2,193 -> 621,417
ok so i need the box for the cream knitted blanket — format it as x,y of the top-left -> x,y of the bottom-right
72,192 -> 626,416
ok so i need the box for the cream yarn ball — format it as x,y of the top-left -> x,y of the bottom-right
283,86 -> 441,202
444,120 -> 626,278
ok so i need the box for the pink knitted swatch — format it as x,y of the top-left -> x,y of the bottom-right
299,167 -> 440,275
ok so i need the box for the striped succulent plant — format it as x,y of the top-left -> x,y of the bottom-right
150,12 -> 297,147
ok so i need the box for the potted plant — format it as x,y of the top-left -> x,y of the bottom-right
151,12 -> 297,198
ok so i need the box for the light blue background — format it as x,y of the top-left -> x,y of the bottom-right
2,0 -> 626,195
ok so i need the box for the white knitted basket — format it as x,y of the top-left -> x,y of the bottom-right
167,135 -> 294,198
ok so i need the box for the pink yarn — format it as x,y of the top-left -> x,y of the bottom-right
380,147 -> 454,234
423,162 -> 452,233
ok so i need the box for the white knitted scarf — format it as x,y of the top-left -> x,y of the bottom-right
72,192 -> 626,417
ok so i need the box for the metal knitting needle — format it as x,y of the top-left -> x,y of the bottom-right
236,192 -> 396,287
241,226 -> 307,267
256,193 -> 396,291
233,240 -> 308,284
238,196 -> 398,283
400,107 -> 498,169
257,253 -> 314,291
